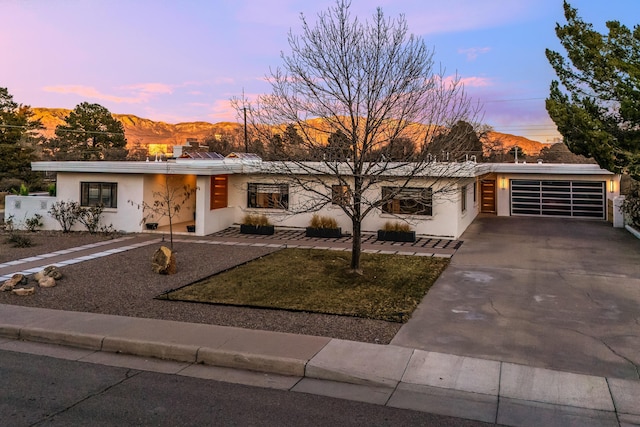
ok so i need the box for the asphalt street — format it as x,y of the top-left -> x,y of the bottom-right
1,349 -> 496,427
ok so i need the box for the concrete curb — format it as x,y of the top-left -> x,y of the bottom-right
3,314 -> 640,426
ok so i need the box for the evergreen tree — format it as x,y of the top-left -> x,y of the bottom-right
0,87 -> 42,188
546,1 -> 640,180
48,102 -> 128,160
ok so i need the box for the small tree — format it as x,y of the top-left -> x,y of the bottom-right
129,175 -> 197,249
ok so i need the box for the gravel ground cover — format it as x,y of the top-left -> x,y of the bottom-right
0,234 -> 401,344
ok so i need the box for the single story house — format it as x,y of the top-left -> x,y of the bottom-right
5,156 -> 621,239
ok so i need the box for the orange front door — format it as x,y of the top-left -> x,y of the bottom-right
481,180 -> 496,213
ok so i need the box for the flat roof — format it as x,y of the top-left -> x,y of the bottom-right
31,160 -> 614,177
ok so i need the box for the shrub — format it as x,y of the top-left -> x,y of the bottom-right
75,204 -> 105,234
309,214 -> 338,229
48,200 -> 80,232
622,183 -> 640,228
6,233 -> 33,248
382,221 -> 412,232
3,215 -> 15,232
48,184 -> 56,196
242,213 -> 271,226
24,213 -> 43,232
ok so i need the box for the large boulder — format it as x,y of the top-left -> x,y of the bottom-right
151,246 -> 177,275
43,266 -> 63,280
12,287 -> 35,296
1,274 -> 27,292
38,276 -> 56,288
35,266 -> 62,281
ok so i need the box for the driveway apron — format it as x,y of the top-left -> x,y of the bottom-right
391,215 -> 640,380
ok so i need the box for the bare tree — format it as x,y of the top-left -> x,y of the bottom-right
128,175 -> 196,250
235,0 -> 481,273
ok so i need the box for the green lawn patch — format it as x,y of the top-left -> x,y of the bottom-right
160,248 -> 449,322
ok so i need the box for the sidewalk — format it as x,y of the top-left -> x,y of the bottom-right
1,229 -> 638,426
1,304 -> 637,426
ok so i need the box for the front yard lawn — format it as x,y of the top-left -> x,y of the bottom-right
160,248 -> 449,322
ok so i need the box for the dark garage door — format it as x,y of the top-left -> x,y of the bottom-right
511,180 -> 605,219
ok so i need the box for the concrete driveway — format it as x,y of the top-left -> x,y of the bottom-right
391,215 -> 640,380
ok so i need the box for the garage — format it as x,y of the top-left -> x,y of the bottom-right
510,179 -> 605,219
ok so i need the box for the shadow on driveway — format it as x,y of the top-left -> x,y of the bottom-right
391,215 -> 640,380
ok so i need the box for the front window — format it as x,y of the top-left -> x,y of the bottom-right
382,187 -> 432,216
461,185 -> 468,213
247,183 -> 289,209
80,182 -> 117,208
331,185 -> 350,206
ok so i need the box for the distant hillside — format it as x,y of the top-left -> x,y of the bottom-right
485,131 -> 545,156
31,108 -> 545,155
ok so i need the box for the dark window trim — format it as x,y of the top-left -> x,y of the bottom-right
247,183 -> 289,210
80,182 -> 117,208
381,186 -> 432,216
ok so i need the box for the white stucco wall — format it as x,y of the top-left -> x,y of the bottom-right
196,175 -> 237,236
4,195 -> 58,230
56,172 -> 145,232
228,174 -> 469,239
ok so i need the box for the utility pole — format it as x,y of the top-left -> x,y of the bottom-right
243,107 -> 248,153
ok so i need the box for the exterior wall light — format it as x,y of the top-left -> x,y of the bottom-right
609,179 -> 615,193
500,177 -> 507,190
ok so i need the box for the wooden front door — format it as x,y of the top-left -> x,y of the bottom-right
481,180 -> 496,213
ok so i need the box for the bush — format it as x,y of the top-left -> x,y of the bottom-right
6,233 -> 33,248
242,213 -> 271,226
309,214 -> 338,229
48,184 -> 56,196
48,200 -> 80,232
382,221 -> 412,232
622,183 -> 640,228
75,204 -> 104,234
24,213 -> 43,232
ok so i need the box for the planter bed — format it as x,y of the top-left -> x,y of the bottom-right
377,230 -> 416,243
240,224 -> 275,235
305,227 -> 342,238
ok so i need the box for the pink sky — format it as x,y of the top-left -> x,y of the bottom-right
2,0 -> 639,143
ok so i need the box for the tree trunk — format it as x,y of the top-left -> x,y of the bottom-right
350,216 -> 362,275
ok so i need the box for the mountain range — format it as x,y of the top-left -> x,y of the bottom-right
31,108 -> 546,156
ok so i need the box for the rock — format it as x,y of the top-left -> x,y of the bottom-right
34,271 -> 45,281
1,274 -> 27,292
151,246 -> 177,275
43,266 -> 63,280
38,276 -> 56,288
12,287 -> 35,296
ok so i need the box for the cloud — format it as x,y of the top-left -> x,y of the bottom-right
440,75 -> 493,89
43,82 -> 175,104
458,47 -> 491,61
121,83 -> 173,95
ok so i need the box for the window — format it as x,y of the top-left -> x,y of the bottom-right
382,187 -> 432,216
247,183 -> 289,209
473,182 -> 477,203
210,175 -> 228,210
331,185 -> 350,206
80,182 -> 117,208
461,185 -> 468,213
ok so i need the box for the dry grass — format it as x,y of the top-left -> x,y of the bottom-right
161,248 -> 449,323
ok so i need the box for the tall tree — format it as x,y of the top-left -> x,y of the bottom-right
546,1 -> 640,180
236,0 -> 480,273
48,102 -> 128,160
0,87 -> 42,188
